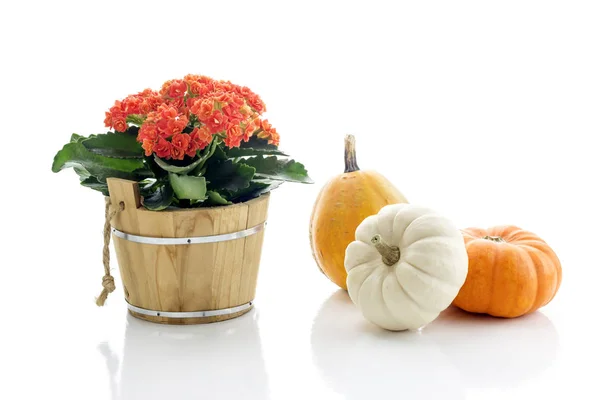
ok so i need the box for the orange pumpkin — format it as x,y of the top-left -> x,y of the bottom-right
309,135 -> 408,290
454,225 -> 562,318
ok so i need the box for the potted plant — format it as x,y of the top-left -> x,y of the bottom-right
52,74 -> 312,324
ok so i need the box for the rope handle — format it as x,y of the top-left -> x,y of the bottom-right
96,197 -> 125,306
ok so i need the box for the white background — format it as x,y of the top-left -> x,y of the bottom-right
2,1 -> 599,399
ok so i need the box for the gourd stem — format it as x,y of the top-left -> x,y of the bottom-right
483,235 -> 505,243
344,134 -> 360,173
371,234 -> 401,266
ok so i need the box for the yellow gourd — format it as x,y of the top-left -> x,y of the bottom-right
309,135 -> 408,290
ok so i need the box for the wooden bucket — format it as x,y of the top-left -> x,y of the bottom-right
106,178 -> 270,325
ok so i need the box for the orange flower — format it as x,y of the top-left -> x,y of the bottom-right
189,82 -> 201,96
257,119 -> 280,145
183,74 -> 201,85
178,103 -> 189,118
138,90 -> 163,114
196,125 -> 212,142
171,132 -> 190,160
195,126 -> 212,143
268,129 -> 280,146
189,81 -> 210,96
231,93 -> 246,108
260,119 -> 272,132
105,74 -> 281,156
237,86 -> 252,97
104,112 -> 113,129
217,81 -> 234,92
205,110 -> 227,134
184,74 -> 212,86
185,74 -> 215,96
240,104 -> 253,116
154,137 -> 172,159
243,122 -> 256,141
104,101 -> 127,129
138,88 -> 157,97
246,93 -> 266,113
171,146 -> 186,160
158,104 -> 178,120
223,124 -> 244,148
186,126 -> 210,156
145,110 -> 160,123
122,95 -> 141,114
224,134 -> 243,148
186,97 -> 199,111
148,104 -> 189,137
159,80 -> 173,96
142,139 -> 155,156
139,99 -> 155,115
167,80 -> 187,98
185,141 -> 198,158
166,115 -> 189,135
257,129 -> 280,146
156,119 -> 169,136
199,100 -> 214,120
227,124 -> 242,139
223,104 -> 243,121
138,123 -> 158,142
167,97 -> 185,110
113,117 -> 128,133
171,132 -> 190,150
189,98 -> 213,120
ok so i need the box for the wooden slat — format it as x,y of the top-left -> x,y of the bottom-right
106,178 -> 270,324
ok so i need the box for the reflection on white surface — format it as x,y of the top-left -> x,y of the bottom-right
99,310 -> 269,400
95,289 -> 560,400
311,290 -> 559,399
311,290 -> 465,399
423,305 -> 559,389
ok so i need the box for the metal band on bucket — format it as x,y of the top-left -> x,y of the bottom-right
111,222 -> 266,245
126,301 -> 254,319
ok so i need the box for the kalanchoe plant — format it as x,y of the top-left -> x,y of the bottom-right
52,74 -> 312,209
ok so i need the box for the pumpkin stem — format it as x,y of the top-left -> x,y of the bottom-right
344,134 -> 360,173
483,235 -> 506,243
371,234 -> 401,266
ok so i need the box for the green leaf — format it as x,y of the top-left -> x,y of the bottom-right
70,133 -> 87,143
73,165 -> 91,180
242,156 -> 313,183
225,147 -> 288,157
80,176 -> 109,195
155,155 -> 205,174
204,159 -> 256,193
82,131 -> 144,159
144,156 -> 168,179
138,178 -> 161,196
169,173 -> 207,200
142,183 -> 174,210
52,140 -> 146,180
229,179 -> 283,202
205,191 -> 232,206
209,143 -> 227,162
189,138 -> 221,176
239,136 -> 278,151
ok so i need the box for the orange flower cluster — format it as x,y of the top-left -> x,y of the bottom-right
104,75 -> 280,160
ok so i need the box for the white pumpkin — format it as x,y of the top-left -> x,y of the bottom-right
344,203 -> 468,331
